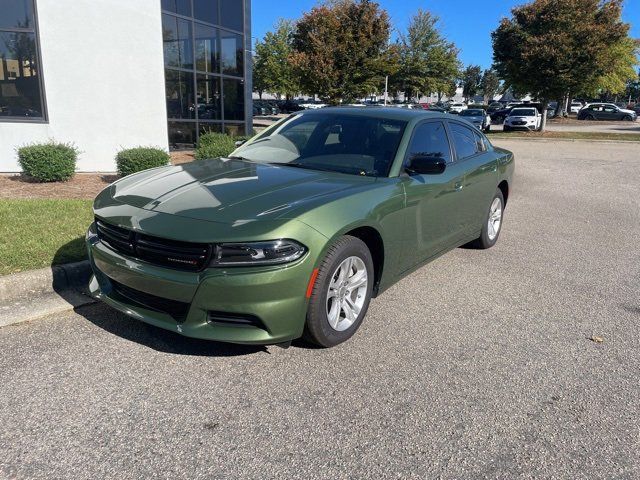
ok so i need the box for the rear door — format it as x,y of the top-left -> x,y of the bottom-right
447,121 -> 498,238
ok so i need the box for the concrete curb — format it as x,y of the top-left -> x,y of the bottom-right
489,136 -> 640,144
0,261 -> 95,328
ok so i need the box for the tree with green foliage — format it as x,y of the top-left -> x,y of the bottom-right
461,65 -> 482,102
625,69 -> 640,102
391,9 -> 461,102
253,20 -> 299,100
492,0 -> 632,131
588,37 -> 639,97
291,0 -> 391,103
480,69 -> 501,103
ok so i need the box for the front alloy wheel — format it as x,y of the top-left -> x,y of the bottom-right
304,235 -> 374,347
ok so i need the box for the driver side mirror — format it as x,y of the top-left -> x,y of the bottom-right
406,154 -> 447,175
234,140 -> 246,147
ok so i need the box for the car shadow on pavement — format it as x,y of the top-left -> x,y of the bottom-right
74,302 -> 269,357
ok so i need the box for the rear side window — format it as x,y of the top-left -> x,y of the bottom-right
449,123 -> 479,160
407,122 -> 451,163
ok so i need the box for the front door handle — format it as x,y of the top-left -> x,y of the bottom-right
454,181 -> 463,191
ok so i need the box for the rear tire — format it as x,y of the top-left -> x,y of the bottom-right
303,236 -> 374,348
484,125 -> 491,132
503,125 -> 510,132
470,189 -> 505,249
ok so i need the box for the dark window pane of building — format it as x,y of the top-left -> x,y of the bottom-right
199,122 -> 222,137
161,0 -> 191,17
220,0 -> 243,31
223,78 -> 244,121
193,0 -> 219,25
165,69 -> 195,119
168,121 -> 196,148
162,14 -> 193,70
194,23 -> 218,73
196,74 -> 221,120
0,0 -> 34,29
220,31 -> 243,76
0,31 -> 43,118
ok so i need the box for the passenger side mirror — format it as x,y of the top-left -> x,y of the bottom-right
234,140 -> 246,147
406,154 -> 447,175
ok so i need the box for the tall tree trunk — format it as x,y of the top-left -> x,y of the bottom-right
539,99 -> 549,132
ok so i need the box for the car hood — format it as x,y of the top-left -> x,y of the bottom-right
108,158 -> 376,224
620,108 -> 636,115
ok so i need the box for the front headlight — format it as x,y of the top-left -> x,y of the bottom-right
209,240 -> 307,266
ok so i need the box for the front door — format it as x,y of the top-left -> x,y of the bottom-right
400,120 -> 466,270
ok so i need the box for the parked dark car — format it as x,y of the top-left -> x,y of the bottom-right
278,100 -> 305,113
577,103 -> 637,121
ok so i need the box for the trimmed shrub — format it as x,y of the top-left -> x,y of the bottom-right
115,147 -> 170,176
17,141 -> 78,182
195,132 -> 237,160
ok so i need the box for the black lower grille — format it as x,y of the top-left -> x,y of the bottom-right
207,311 -> 266,330
111,279 -> 190,322
96,219 -> 211,271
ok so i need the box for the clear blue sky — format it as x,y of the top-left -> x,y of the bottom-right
251,0 -> 640,70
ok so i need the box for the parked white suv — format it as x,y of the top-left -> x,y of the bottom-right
449,102 -> 467,114
503,107 -> 541,131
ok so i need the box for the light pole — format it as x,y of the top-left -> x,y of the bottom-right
384,75 -> 389,105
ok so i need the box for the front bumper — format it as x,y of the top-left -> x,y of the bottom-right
504,122 -> 537,130
86,222 -> 324,345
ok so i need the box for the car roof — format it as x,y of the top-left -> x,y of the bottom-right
298,106 -> 448,121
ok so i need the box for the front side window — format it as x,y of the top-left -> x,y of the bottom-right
0,0 -> 45,121
407,122 -> 451,163
449,123 -> 479,160
233,113 -> 407,177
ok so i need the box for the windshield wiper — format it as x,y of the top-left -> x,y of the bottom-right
267,162 -> 321,171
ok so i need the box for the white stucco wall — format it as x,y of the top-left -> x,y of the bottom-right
0,0 -> 168,172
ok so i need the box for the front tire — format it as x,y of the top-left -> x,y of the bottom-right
471,189 -> 505,249
303,236 -> 374,347
484,124 -> 491,132
623,115 -> 633,121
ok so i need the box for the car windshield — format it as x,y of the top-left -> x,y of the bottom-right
461,109 -> 483,116
510,108 -> 536,116
231,113 -> 408,177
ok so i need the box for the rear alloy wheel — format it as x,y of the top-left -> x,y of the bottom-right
471,189 -> 505,249
304,236 -> 374,347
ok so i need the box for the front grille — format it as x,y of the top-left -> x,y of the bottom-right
111,278 -> 190,322
511,121 -> 527,125
96,219 -> 211,272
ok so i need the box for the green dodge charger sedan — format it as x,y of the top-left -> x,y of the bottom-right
87,108 -> 514,347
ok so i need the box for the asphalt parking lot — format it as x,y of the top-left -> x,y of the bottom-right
1,138 -> 639,479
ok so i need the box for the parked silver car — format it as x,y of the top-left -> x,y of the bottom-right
459,108 -> 491,132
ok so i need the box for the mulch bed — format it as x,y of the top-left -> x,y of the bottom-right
1,151 -> 195,200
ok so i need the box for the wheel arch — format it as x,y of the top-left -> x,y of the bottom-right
343,225 -> 385,297
498,180 -> 509,207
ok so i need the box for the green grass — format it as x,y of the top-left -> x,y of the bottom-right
0,199 -> 93,276
487,130 -> 640,142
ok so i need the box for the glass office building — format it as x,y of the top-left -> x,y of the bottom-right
1,0 -> 252,172
162,0 -> 252,148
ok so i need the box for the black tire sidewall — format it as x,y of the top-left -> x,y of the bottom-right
305,236 -> 374,347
